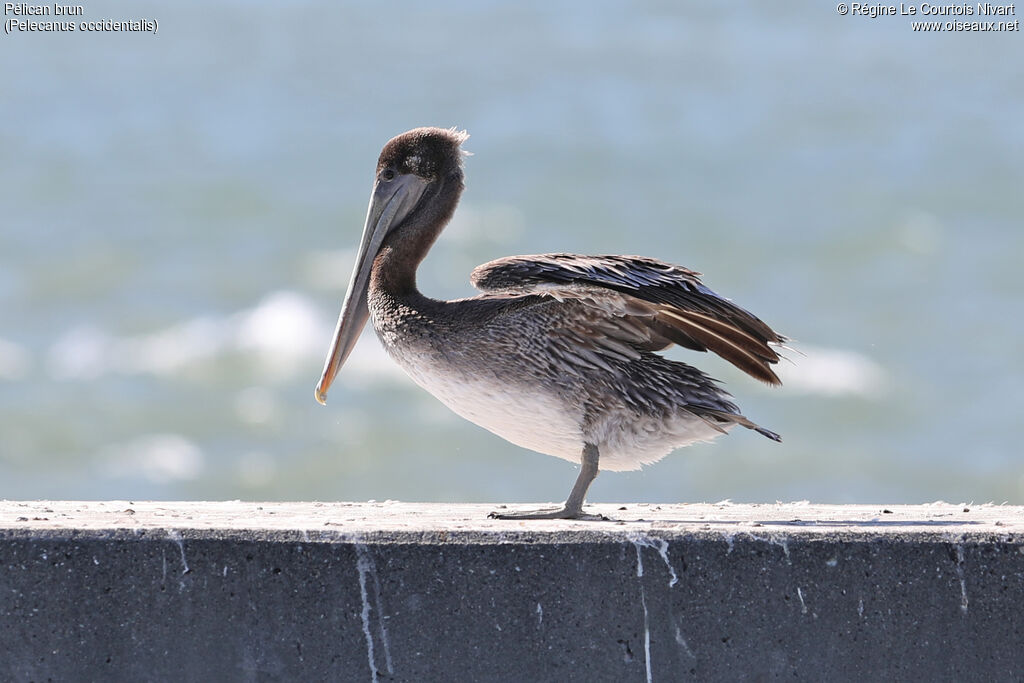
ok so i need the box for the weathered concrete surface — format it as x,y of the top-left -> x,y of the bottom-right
1,501 -> 1022,682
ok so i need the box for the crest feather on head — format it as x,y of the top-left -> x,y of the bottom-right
378,127 -> 471,177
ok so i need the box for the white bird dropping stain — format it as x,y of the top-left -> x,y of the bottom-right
167,529 -> 190,574
630,534 -> 678,587
748,532 -> 791,564
955,543 -> 969,614
721,531 -> 736,555
627,534 -> 682,683
355,543 -> 393,682
633,540 -> 653,683
673,621 -> 696,660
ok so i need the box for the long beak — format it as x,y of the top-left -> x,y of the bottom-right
315,173 -> 428,405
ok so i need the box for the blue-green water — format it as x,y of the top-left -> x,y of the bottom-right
3,2 -> 1022,505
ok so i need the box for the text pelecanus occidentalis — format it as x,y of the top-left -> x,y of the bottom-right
316,127 -> 785,520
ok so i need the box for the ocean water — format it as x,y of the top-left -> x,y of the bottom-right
3,1 -> 1022,505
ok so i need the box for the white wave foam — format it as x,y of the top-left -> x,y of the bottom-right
41,292 -> 891,400
122,316 -> 234,376
234,290 -> 326,379
775,344 -> 887,398
97,433 -> 205,483
45,290 -> 404,384
47,325 -> 113,380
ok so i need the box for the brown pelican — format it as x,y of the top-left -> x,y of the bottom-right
316,127 -> 784,520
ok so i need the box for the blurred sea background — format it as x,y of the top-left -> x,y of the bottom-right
3,2 -> 1022,505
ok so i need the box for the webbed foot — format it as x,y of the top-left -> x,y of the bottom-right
488,505 -> 608,521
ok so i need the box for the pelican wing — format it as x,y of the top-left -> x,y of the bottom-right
471,254 -> 784,385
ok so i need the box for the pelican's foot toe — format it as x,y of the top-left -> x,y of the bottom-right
488,506 -> 609,521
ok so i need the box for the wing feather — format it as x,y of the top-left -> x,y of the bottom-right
472,253 -> 784,385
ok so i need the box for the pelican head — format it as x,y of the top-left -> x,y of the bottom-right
315,127 -> 469,405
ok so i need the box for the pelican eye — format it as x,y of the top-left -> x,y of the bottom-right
381,168 -> 396,181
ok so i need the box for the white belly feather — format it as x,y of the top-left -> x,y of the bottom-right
386,344 -> 729,472
396,357 -> 586,463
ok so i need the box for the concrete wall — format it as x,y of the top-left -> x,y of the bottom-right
1,501 -> 1022,682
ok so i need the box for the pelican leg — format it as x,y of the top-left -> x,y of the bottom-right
489,443 -> 606,520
